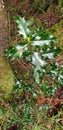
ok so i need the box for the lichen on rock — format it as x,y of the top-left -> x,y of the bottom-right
0,57 -> 15,99
0,2 -> 15,99
47,20 -> 63,50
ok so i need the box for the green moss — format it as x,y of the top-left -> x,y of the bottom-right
47,20 -> 63,50
0,56 -> 15,99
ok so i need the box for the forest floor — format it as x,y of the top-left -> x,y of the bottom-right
0,0 -> 63,130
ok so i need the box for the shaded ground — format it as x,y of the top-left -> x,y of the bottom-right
4,0 -> 63,41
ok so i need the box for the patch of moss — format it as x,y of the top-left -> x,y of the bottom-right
47,20 -> 63,50
0,56 -> 15,99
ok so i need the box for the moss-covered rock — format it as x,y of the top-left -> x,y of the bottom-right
47,20 -> 63,50
0,56 -> 15,99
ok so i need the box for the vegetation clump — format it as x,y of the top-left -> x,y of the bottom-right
5,16 -> 63,97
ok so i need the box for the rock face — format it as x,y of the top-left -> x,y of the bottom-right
0,1 -> 15,99
0,1 -> 8,56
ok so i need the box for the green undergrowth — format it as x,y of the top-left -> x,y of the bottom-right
0,56 -> 15,99
0,98 -> 63,130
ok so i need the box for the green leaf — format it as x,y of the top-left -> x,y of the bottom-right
16,16 -> 30,39
31,29 -> 55,46
58,66 -> 63,85
5,43 -> 28,60
31,38 -> 55,47
31,52 -> 46,83
32,52 -> 46,68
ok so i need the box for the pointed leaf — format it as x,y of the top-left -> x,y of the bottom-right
16,17 -> 30,39
31,52 -> 46,83
32,52 -> 46,68
5,43 -> 28,60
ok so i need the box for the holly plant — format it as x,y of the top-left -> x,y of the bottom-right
5,16 -> 63,96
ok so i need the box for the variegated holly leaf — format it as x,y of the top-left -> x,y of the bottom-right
31,29 -> 55,46
40,46 -> 61,59
31,52 -> 46,83
58,66 -> 63,86
5,43 -> 28,60
16,16 -> 30,39
32,52 -> 46,69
